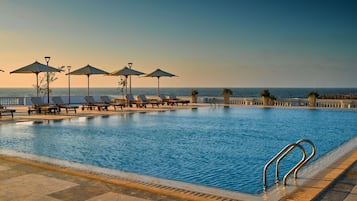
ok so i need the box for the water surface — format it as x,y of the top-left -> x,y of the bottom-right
0,107 -> 356,194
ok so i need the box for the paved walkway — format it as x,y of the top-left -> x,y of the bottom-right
0,156 -> 185,201
313,161 -> 357,201
278,150 -> 357,201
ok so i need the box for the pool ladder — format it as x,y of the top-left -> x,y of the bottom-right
263,139 -> 316,191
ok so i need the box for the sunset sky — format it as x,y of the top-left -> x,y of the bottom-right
0,0 -> 356,88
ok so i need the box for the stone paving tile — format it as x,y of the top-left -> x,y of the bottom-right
12,162 -> 45,173
39,170 -> 102,187
0,156 -> 186,201
49,185 -> 108,201
0,168 -> 30,180
8,194 -> 62,201
38,170 -> 185,201
0,174 -> 78,200
344,193 -> 357,201
86,192 -> 151,201
351,185 -> 357,194
0,165 -> 10,171
0,161 -> 44,181
313,161 -> 357,201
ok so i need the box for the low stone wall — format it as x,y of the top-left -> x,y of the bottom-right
199,97 -> 357,109
1,96 -> 356,109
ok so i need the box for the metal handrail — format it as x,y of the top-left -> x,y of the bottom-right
293,139 -> 316,178
263,139 -> 316,191
276,144 -> 306,183
263,143 -> 306,190
282,139 -> 316,185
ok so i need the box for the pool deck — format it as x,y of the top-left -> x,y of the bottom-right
0,105 -> 356,201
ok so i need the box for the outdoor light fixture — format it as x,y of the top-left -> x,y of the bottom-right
44,56 -> 51,103
44,56 -> 51,63
128,62 -> 133,93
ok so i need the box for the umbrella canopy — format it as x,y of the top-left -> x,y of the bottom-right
10,61 -> 61,96
146,68 -> 176,96
110,66 -> 144,76
69,64 -> 109,96
110,66 -> 144,96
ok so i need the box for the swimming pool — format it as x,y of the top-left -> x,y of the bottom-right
0,107 -> 357,194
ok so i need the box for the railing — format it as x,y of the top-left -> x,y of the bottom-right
199,97 -> 357,109
263,139 -> 316,191
1,95 -> 356,109
0,97 -> 26,105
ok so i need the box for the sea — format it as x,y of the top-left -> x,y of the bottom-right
0,87 -> 356,98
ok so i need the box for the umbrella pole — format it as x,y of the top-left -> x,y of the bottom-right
125,75 -> 128,96
47,72 -> 50,103
36,73 -> 39,97
87,75 -> 90,96
157,77 -> 160,96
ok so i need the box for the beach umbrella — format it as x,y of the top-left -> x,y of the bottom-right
10,61 -> 61,97
69,64 -> 109,96
146,68 -> 176,96
110,66 -> 144,96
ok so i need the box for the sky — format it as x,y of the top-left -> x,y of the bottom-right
0,0 -> 356,88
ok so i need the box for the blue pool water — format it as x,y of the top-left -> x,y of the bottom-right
0,107 -> 357,194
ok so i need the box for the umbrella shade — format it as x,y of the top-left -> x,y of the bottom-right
10,61 -> 61,96
110,67 -> 144,96
69,65 -> 109,96
146,68 -> 176,96
10,61 -> 60,74
110,66 -> 144,76
146,68 -> 175,78
70,65 -> 109,76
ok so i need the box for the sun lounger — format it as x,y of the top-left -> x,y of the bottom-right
100,96 -> 125,110
137,95 -> 160,108
29,97 -> 59,114
52,96 -> 78,114
126,94 -> 140,107
168,95 -> 190,106
133,95 -> 147,108
83,96 -> 109,111
158,94 -> 181,106
159,94 -> 172,105
0,105 -> 15,118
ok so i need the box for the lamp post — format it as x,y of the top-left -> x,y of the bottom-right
128,62 -> 133,94
67,66 -> 71,104
44,56 -> 51,103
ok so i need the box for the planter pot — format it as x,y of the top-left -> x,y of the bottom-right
262,96 -> 270,106
223,95 -> 230,104
308,95 -> 316,107
191,95 -> 197,103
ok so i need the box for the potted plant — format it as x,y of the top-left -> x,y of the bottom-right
260,89 -> 271,106
308,91 -> 319,107
191,89 -> 199,103
221,88 -> 233,105
270,95 -> 277,106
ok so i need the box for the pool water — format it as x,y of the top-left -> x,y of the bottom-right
1,107 -> 357,194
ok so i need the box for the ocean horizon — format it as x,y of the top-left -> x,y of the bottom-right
0,87 -> 356,99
